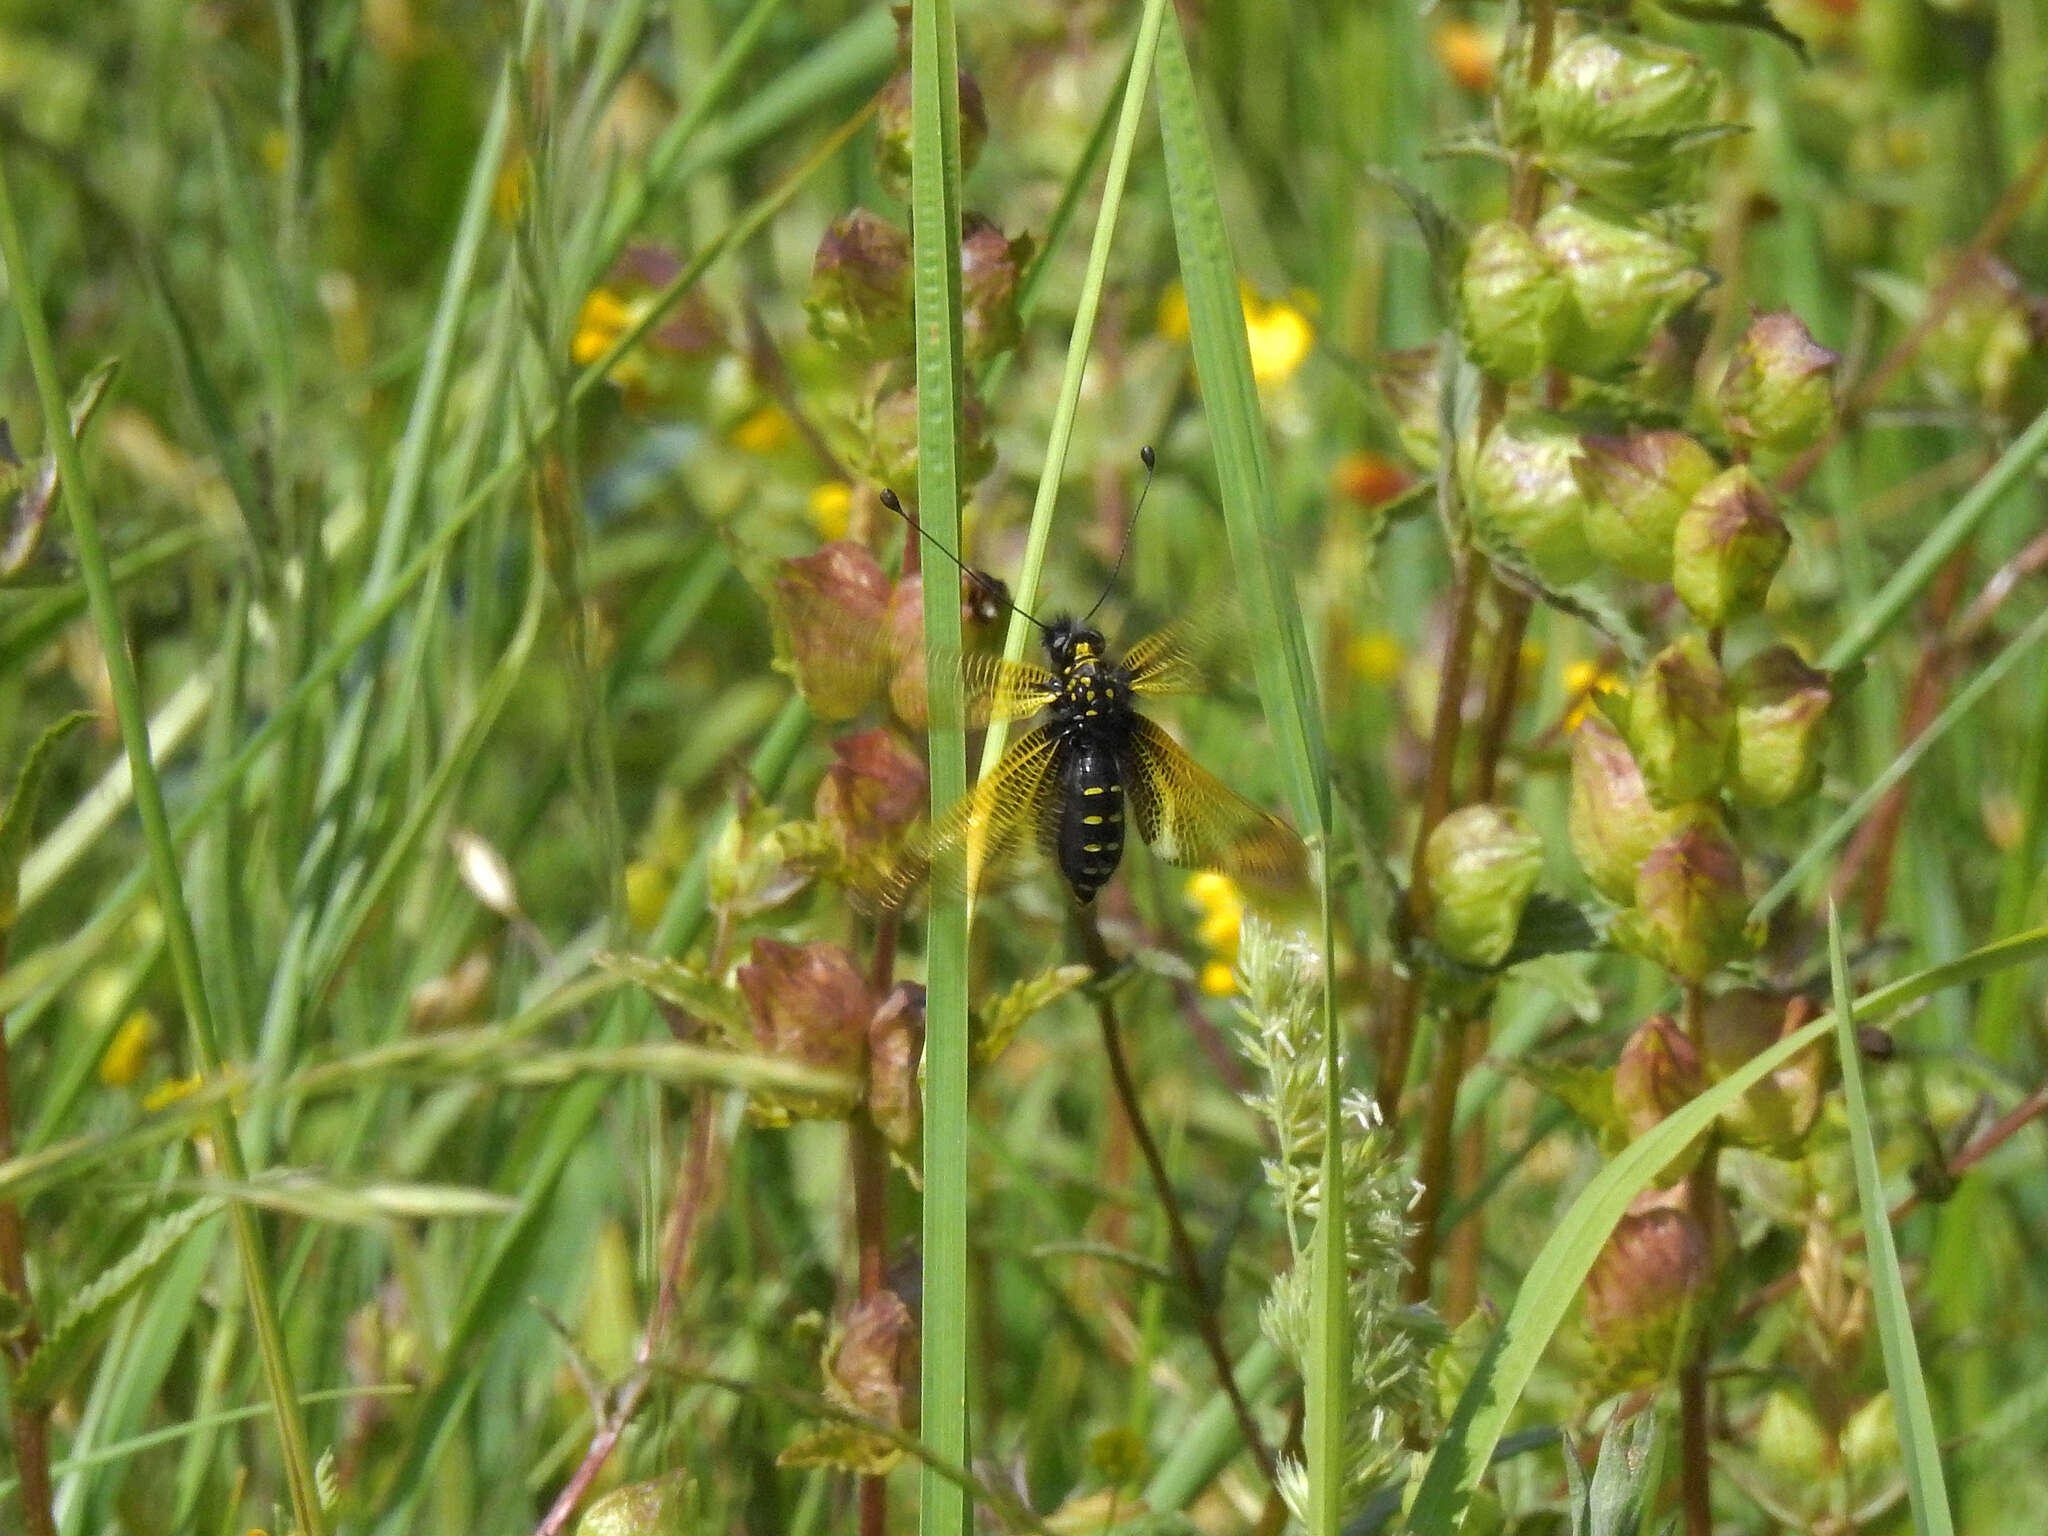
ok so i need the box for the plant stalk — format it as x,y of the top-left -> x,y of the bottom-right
1073,909 -> 1277,1486
1678,982 -> 1715,1536
0,932 -> 55,1536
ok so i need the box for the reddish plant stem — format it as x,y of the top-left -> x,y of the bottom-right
1374,553 -> 1484,1122
1403,1007 -> 1479,1303
1677,983 -> 1715,1536
852,916 -> 900,1536
1442,1019 -> 1491,1325
1470,588 -> 1532,805
1075,911 -> 1277,1486
534,1090 -> 726,1536
0,933 -> 56,1536
1831,543 -> 1973,935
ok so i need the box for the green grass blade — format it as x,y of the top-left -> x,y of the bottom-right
1827,905 -> 1957,1536
0,150 -> 327,1536
1405,921 -> 2048,1532
908,0 -> 972,1529
1753,600 -> 2048,922
1822,400 -> 2048,672
977,0 -> 1169,782
1154,14 -> 1341,1528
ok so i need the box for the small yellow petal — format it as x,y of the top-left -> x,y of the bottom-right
141,1073 -> 204,1113
1348,631 -> 1405,685
1199,908 -> 1242,957
1156,283 -> 1190,341
1184,870 -> 1238,911
729,403 -> 794,455
571,288 -> 632,366
808,481 -> 853,542
97,1009 -> 160,1088
1200,960 -> 1237,997
624,861 -> 675,934
1246,298 -> 1314,384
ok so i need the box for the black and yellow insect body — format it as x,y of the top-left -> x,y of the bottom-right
868,610 -> 1307,911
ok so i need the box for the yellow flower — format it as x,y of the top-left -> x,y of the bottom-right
624,860 -> 675,934
1199,908 -> 1242,958
1432,20 -> 1497,93
1348,630 -> 1405,685
142,1073 -> 204,1113
1185,870 -> 1239,913
1200,960 -> 1237,997
1156,282 -> 1316,385
1156,284 -> 1191,342
729,404 -> 794,455
97,1008 -> 160,1088
1563,660 -> 1622,730
808,481 -> 853,542
1186,871 -> 1244,963
1244,291 -> 1315,385
572,288 -> 633,367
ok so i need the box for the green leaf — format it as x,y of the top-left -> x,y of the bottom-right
0,710 -> 90,930
14,1198 -> 224,1404
595,951 -> 749,1043
1499,894 -> 1602,969
1827,905 -> 1957,1536
977,963 -> 1093,1065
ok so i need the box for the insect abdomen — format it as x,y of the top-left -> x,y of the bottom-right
1057,742 -> 1124,903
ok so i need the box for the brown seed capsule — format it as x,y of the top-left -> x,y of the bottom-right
1536,205 -> 1713,380
866,982 -> 926,1158
772,541 -> 892,721
806,210 -> 913,365
1567,714 -> 1707,905
1620,820 -> 1752,980
736,938 -> 874,1111
815,729 -> 930,879
1613,1012 -> 1711,1181
1584,1195 -> 1714,1391
874,67 -> 988,202
1458,220 -> 1567,381
1718,309 -> 1839,458
1378,344 -> 1446,469
1671,466 -> 1791,627
1729,645 -> 1833,808
960,214 -> 1033,365
1422,803 -> 1546,968
1463,414 -> 1598,586
1573,429 -> 1719,584
1700,987 -> 1824,1157
1624,633 -> 1733,808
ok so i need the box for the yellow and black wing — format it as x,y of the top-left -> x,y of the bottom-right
1121,611 -> 1243,699
1125,716 -> 1307,889
891,646 -> 1060,729
862,724 -> 1064,911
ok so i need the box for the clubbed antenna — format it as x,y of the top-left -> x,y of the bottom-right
1081,445 -> 1155,627
878,487 -> 1046,634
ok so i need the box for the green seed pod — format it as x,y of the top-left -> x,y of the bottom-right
1534,34 -> 1719,209
1730,645 -> 1833,807
1463,414 -> 1598,586
1671,465 -> 1791,626
1756,1391 -> 1833,1492
1584,1198 -> 1714,1392
1718,310 -> 1839,457
1624,633 -> 1733,808
959,215 -> 1033,365
1613,1013 -> 1710,1181
576,1472 -> 697,1536
1458,220 -> 1566,381
1423,803 -> 1546,968
1567,715 -> 1709,904
865,380 -> 996,495
1574,429 -> 1719,584
875,69 -> 988,203
806,210 -> 912,365
1919,251 -> 2041,411
1536,205 -> 1713,380
1700,987 -> 1824,1157
1618,820 -> 1752,980
1378,344 -> 1444,469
